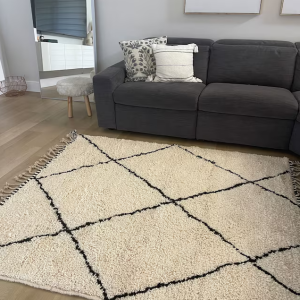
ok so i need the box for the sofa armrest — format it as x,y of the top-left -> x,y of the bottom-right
93,61 -> 126,129
293,92 -> 300,118
289,91 -> 300,155
292,43 -> 300,92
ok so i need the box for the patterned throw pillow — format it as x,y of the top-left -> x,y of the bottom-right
146,44 -> 202,83
119,36 -> 167,82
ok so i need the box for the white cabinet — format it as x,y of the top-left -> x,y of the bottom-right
82,45 -> 95,68
36,42 -> 94,71
65,44 -> 83,70
49,44 -> 66,71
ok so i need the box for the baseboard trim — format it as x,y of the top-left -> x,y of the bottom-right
26,81 -> 41,92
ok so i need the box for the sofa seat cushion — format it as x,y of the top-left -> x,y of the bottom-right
114,82 -> 206,111
198,83 -> 298,120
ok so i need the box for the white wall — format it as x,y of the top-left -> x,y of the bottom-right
95,0 -> 300,71
0,0 -> 40,91
0,0 -> 299,91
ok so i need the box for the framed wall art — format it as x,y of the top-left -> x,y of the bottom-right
185,0 -> 262,14
281,0 -> 300,15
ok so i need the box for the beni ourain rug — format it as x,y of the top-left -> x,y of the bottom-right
0,131 -> 300,300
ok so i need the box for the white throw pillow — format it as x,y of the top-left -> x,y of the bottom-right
146,44 -> 202,83
119,36 -> 167,82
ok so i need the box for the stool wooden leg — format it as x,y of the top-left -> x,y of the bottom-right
84,95 -> 92,117
68,97 -> 73,118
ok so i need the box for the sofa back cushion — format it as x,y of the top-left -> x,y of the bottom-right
207,39 -> 297,89
167,38 -> 213,84
292,42 -> 300,92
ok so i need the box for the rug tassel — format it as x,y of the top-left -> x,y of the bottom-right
14,176 -> 24,183
0,130 -> 78,205
289,160 -> 300,205
34,162 -> 45,169
26,168 -> 37,175
4,183 -> 20,189
0,189 -> 12,195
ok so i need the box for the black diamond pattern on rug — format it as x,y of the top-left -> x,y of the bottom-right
0,133 -> 299,300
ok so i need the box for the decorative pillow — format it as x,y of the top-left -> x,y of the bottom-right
146,44 -> 202,83
119,36 -> 167,82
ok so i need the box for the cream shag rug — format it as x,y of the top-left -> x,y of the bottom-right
0,131 -> 300,300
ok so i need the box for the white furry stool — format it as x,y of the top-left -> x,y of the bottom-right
57,77 -> 93,118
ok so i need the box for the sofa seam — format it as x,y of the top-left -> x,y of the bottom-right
113,101 -> 200,113
213,43 -> 296,49
197,109 -> 297,122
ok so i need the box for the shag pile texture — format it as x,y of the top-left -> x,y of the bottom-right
0,132 -> 300,300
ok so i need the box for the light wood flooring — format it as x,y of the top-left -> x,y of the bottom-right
0,92 -> 298,300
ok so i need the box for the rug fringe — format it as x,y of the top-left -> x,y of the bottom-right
0,130 -> 78,205
289,160 -> 300,205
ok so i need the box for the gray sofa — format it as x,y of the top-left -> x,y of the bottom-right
93,38 -> 300,155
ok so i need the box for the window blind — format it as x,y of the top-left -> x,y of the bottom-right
34,0 -> 87,38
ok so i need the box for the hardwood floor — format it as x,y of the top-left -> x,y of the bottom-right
0,92 -> 298,300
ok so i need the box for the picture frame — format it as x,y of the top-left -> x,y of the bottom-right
281,0 -> 300,15
184,0 -> 262,15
